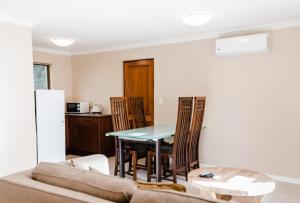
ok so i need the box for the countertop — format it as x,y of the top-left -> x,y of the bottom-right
65,113 -> 111,117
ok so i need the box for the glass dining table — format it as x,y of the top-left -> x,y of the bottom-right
106,125 -> 175,182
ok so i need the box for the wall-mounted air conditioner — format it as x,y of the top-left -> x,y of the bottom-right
215,33 -> 270,57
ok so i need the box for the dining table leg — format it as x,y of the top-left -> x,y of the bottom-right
118,138 -> 125,178
156,139 -> 162,182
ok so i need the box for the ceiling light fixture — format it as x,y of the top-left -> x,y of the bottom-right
50,38 -> 74,47
182,12 -> 214,26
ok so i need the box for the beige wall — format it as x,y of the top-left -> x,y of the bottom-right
33,51 -> 72,101
71,27 -> 300,179
0,21 -> 37,176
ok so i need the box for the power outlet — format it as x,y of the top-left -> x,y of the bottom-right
158,97 -> 163,105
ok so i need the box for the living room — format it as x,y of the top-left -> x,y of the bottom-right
0,0 -> 300,203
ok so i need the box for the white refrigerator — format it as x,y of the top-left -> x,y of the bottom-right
35,90 -> 66,163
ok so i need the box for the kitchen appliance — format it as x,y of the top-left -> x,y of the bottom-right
91,104 -> 103,114
66,102 -> 89,113
35,90 -> 65,163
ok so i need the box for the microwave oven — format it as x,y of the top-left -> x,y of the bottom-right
66,102 -> 89,113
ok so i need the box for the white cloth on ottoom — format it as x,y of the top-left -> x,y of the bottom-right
71,154 -> 110,175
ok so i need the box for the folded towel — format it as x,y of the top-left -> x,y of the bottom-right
135,181 -> 186,192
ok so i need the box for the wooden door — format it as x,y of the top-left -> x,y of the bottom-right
124,59 -> 154,126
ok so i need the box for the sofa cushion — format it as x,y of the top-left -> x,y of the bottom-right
32,162 -> 137,203
130,189 -> 221,203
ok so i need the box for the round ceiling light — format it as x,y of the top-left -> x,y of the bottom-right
50,38 -> 74,47
182,12 -> 214,26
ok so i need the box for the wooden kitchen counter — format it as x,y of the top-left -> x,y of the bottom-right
65,113 -> 115,157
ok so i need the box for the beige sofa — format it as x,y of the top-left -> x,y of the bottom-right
0,156 -> 225,203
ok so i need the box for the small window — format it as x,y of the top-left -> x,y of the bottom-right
33,64 -> 50,90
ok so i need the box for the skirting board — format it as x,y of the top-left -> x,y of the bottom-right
200,163 -> 300,186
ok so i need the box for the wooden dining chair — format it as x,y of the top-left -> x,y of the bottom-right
129,96 -> 150,169
129,96 -> 147,128
110,97 -> 141,180
186,97 -> 206,173
147,97 -> 193,183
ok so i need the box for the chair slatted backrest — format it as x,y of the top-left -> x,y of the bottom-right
188,97 -> 206,165
130,96 -> 147,128
110,97 -> 131,132
110,97 -> 131,151
172,97 -> 193,169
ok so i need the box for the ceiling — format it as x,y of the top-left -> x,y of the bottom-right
0,0 -> 300,55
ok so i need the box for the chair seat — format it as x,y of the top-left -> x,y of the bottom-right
161,144 -> 173,154
125,143 -> 148,157
148,144 -> 173,154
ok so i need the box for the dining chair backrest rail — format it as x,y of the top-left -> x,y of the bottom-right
187,97 -> 206,169
172,97 -> 193,169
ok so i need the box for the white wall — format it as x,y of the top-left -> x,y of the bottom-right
0,21 -> 36,176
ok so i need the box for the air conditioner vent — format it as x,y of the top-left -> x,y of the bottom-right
215,33 -> 270,57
